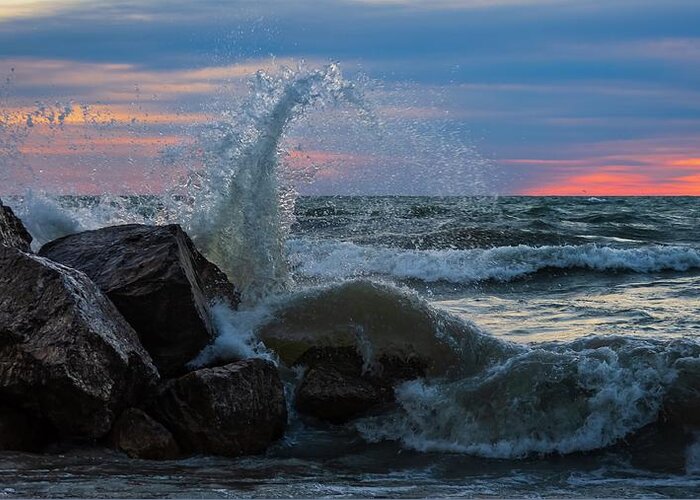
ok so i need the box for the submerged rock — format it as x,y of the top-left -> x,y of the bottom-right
0,198 -> 32,251
152,358 -> 286,457
0,247 -> 159,440
39,224 -> 240,376
294,347 -> 427,424
110,408 -> 180,460
297,366 -> 384,424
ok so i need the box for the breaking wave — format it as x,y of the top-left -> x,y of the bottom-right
288,239 -> 700,284
356,335 -> 698,458
171,64 -> 370,303
245,280 -> 700,459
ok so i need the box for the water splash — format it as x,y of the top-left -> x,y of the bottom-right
188,301 -> 276,368
170,63 -> 371,303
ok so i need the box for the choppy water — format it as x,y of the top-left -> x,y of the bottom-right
2,195 -> 700,498
290,196 -> 700,344
1,427 -> 699,498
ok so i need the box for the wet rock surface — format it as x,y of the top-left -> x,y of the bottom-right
0,198 -> 32,252
152,358 -> 287,457
293,346 -> 427,423
296,366 -> 385,423
0,246 -> 159,440
39,224 -> 239,375
110,408 -> 180,460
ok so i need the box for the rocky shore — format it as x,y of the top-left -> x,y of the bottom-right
0,197 -> 426,460
3,196 -> 698,462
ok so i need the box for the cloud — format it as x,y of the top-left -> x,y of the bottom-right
1,0 -> 700,195
523,167 -> 700,196
0,0 -> 88,21
348,0 -> 561,9
2,57 -> 309,101
580,38 -> 700,63
510,137 -> 700,195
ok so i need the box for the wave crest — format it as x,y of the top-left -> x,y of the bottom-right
357,336 -> 700,458
289,239 -> 700,283
218,279 -> 700,459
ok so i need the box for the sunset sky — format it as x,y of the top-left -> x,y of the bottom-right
1,0 -> 700,195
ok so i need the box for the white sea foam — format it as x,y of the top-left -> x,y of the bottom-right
288,238 -> 700,283
356,338 -> 689,459
188,302 -> 275,368
9,191 -> 161,250
12,192 -> 84,249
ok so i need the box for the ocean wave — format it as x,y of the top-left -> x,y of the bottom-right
356,335 -> 700,458
190,278 -> 700,459
352,225 -> 585,251
253,280 -> 508,374
288,239 -> 700,283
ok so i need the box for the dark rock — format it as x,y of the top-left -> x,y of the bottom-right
152,358 -> 286,457
110,408 -> 180,460
663,357 -> 700,426
39,224 -> 240,375
293,346 -> 427,423
0,246 -> 159,439
0,406 -> 48,452
190,247 -> 241,311
0,198 -> 32,251
295,346 -> 427,382
623,423 -> 691,474
296,366 -> 384,423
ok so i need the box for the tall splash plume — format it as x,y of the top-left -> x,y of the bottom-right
173,64 -> 370,304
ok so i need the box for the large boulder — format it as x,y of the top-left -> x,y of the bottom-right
0,198 -> 32,251
151,358 -> 286,457
110,408 -> 180,460
0,247 -> 159,440
294,347 -> 426,424
39,224 -> 240,376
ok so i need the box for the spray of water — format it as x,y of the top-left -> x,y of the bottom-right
170,63 -> 371,303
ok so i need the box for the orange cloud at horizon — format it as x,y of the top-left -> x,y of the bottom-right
522,165 -> 700,196
512,139 -> 700,196
19,135 -> 187,157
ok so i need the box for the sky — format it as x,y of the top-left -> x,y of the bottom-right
1,0 -> 699,195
